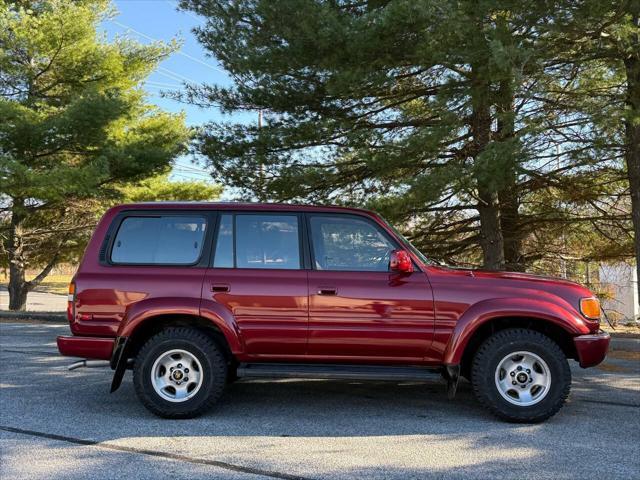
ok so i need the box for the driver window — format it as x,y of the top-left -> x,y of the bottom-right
309,215 -> 396,271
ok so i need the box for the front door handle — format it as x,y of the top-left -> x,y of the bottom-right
211,284 -> 230,293
318,287 -> 337,296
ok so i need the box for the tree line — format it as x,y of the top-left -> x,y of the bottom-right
1,0 -> 638,310
0,0 -> 220,310
177,0 -> 639,298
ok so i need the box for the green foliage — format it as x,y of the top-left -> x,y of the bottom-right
181,0 -> 634,270
0,0 -> 202,307
0,0 -> 190,205
117,172 -> 223,202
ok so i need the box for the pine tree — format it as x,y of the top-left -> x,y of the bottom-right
0,0 -> 191,310
542,0 -> 639,298
180,0 -> 633,276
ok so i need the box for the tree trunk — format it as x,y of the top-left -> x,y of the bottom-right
625,4 -> 640,306
471,64 -> 505,270
8,276 -> 29,311
477,186 -> 505,270
496,79 -> 523,271
7,199 -> 30,311
499,179 -> 522,271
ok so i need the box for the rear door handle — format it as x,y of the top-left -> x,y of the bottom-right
211,284 -> 230,293
318,287 -> 337,296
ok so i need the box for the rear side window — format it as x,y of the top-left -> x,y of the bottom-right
111,216 -> 207,265
212,214 -> 301,269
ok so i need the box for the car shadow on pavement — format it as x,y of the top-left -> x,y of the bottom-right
74,365 -> 639,437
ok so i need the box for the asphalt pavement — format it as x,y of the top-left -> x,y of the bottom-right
0,321 -> 639,480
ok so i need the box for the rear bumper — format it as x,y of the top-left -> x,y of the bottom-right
57,336 -> 115,360
573,331 -> 610,368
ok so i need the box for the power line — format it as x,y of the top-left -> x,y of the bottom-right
174,162 -> 211,173
173,168 -> 211,175
173,171 -> 211,178
110,19 -> 225,74
170,173 -> 216,182
164,0 -> 206,25
173,164 -> 211,172
146,80 -> 183,88
155,69 -> 188,84
157,67 -> 199,85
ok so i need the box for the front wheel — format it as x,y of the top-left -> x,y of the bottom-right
471,328 -> 571,423
133,327 -> 227,419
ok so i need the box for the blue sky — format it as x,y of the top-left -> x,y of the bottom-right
102,0 -> 251,192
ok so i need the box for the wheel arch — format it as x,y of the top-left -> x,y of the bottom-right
123,313 -> 235,362
443,297 -> 589,375
109,311 -> 239,393
457,316 -> 578,380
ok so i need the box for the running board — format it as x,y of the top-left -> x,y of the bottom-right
237,363 -> 443,382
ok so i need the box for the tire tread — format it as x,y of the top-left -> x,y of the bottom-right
471,328 -> 571,423
133,327 -> 227,419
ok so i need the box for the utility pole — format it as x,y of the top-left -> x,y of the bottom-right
257,109 -> 265,202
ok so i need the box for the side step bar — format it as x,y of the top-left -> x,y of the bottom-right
237,363 -> 443,382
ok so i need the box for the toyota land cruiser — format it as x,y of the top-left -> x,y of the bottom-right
57,202 -> 610,422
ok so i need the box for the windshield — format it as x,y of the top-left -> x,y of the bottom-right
377,215 -> 436,266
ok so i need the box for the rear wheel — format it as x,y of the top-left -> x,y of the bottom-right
471,328 -> 571,423
133,327 -> 227,418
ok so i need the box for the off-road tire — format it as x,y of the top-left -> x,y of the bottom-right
133,327 -> 227,419
471,328 -> 571,423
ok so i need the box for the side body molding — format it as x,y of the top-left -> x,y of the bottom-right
442,297 -> 592,366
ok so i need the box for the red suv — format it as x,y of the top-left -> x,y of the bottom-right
57,203 -> 609,422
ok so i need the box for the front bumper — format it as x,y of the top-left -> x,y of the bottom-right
57,336 -> 115,360
573,330 -> 610,368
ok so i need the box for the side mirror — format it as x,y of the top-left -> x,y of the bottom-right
389,249 -> 413,273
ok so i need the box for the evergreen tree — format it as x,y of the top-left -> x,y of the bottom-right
117,172 -> 222,203
179,0 -> 544,267
552,0 -> 640,301
0,0 -> 191,310
180,0 -> 633,277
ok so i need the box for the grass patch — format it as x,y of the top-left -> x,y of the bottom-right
8,273 -> 73,295
1,273 -> 71,295
601,322 -> 640,336
27,273 -> 71,295
595,363 -> 631,373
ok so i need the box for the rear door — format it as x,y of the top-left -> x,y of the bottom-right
202,212 -> 308,357
306,214 -> 434,362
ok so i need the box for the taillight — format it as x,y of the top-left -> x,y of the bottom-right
67,282 -> 76,322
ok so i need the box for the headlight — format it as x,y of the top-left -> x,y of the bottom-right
580,297 -> 601,320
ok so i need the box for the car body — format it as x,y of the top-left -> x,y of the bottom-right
57,202 -> 610,422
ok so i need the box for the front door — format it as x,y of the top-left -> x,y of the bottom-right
202,212 -> 308,357
306,214 -> 434,362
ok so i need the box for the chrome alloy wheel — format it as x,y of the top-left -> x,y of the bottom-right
151,349 -> 204,403
494,351 -> 551,406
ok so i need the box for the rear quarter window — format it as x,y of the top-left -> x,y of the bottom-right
110,215 -> 207,265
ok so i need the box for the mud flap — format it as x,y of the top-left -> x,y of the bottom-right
110,337 -> 129,393
444,365 -> 460,399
